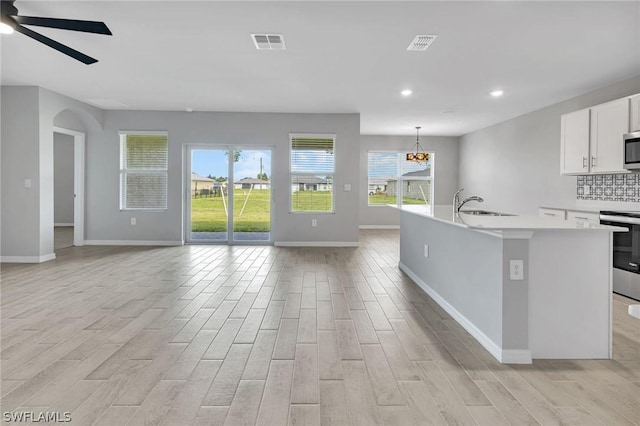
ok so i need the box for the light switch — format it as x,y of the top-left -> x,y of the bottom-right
24,178 -> 31,188
343,184 -> 351,192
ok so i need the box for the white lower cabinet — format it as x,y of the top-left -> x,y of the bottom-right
539,208 -> 600,225
566,210 -> 600,225
539,208 -> 566,220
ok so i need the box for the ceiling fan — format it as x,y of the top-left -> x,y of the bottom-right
0,0 -> 112,64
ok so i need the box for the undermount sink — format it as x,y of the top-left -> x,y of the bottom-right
459,209 -> 514,217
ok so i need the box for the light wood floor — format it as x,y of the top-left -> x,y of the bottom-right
1,230 -> 639,425
54,226 -> 74,251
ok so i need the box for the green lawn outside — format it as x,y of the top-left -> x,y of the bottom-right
291,190 -> 333,212
191,189 -> 428,232
369,194 -> 429,205
191,189 -> 271,232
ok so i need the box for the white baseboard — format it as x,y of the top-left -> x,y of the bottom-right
54,223 -> 74,227
501,349 -> 533,364
1,253 -> 56,263
398,262 -> 532,364
359,225 -> 400,229
84,240 -> 183,246
274,241 -> 360,247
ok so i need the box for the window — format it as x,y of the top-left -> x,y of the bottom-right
119,132 -> 168,210
367,151 -> 432,206
290,134 -> 335,212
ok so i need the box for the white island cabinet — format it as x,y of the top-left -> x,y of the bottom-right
393,205 -> 623,364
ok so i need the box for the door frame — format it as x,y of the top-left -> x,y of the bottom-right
184,144 -> 274,245
53,126 -> 85,246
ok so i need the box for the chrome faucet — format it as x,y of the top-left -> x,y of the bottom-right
453,188 -> 484,213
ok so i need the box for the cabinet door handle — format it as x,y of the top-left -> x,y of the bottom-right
591,156 -> 597,168
574,216 -> 588,220
543,213 -> 556,216
583,156 -> 587,168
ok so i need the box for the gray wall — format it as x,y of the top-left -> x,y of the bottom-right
2,86 -> 359,257
359,135 -> 459,227
54,133 -> 74,224
1,86 -> 103,259
459,75 -> 640,215
87,111 -> 360,244
1,87 -> 41,257
38,88 -> 103,255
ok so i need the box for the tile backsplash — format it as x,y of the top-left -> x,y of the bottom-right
577,173 -> 640,202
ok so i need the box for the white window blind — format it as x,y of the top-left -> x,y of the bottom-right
290,135 -> 335,212
119,133 -> 168,210
367,151 -> 432,206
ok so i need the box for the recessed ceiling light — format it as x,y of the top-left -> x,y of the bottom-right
490,90 -> 504,97
401,89 -> 412,97
0,22 -> 14,34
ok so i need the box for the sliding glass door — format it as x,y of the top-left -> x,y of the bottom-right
187,146 -> 272,244
232,150 -> 271,241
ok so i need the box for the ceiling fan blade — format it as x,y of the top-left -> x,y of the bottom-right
14,16 -> 112,35
14,24 -> 98,64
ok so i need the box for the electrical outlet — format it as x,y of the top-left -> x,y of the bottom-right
311,219 -> 317,227
424,244 -> 429,258
583,185 -> 590,196
24,178 -> 31,188
509,259 -> 524,280
131,217 -> 136,226
343,184 -> 351,192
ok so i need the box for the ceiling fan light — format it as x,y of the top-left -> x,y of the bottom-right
0,22 -> 14,34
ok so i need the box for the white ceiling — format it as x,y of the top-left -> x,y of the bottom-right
2,1 -> 639,136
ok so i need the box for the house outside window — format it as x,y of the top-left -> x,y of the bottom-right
290,134 -> 335,213
367,151 -> 433,206
119,132 -> 168,210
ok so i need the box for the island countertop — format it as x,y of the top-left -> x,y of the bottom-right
395,203 -> 617,363
389,204 -> 624,232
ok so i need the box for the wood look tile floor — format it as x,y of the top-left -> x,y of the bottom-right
1,230 -> 639,425
54,227 -> 74,251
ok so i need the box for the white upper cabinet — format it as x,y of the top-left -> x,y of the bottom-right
561,94 -> 636,176
589,98 -> 630,174
560,109 -> 590,174
631,94 -> 640,132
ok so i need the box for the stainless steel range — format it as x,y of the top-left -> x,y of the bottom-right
600,211 -> 640,300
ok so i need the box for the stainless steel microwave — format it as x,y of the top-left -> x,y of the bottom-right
624,131 -> 640,170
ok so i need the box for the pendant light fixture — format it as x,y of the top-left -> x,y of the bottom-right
406,126 -> 429,163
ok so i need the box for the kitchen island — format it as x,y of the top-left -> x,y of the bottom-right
392,204 -> 623,364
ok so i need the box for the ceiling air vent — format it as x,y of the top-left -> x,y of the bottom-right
407,35 -> 437,51
251,34 -> 286,50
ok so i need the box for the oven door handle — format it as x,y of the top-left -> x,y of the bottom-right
600,214 -> 640,225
